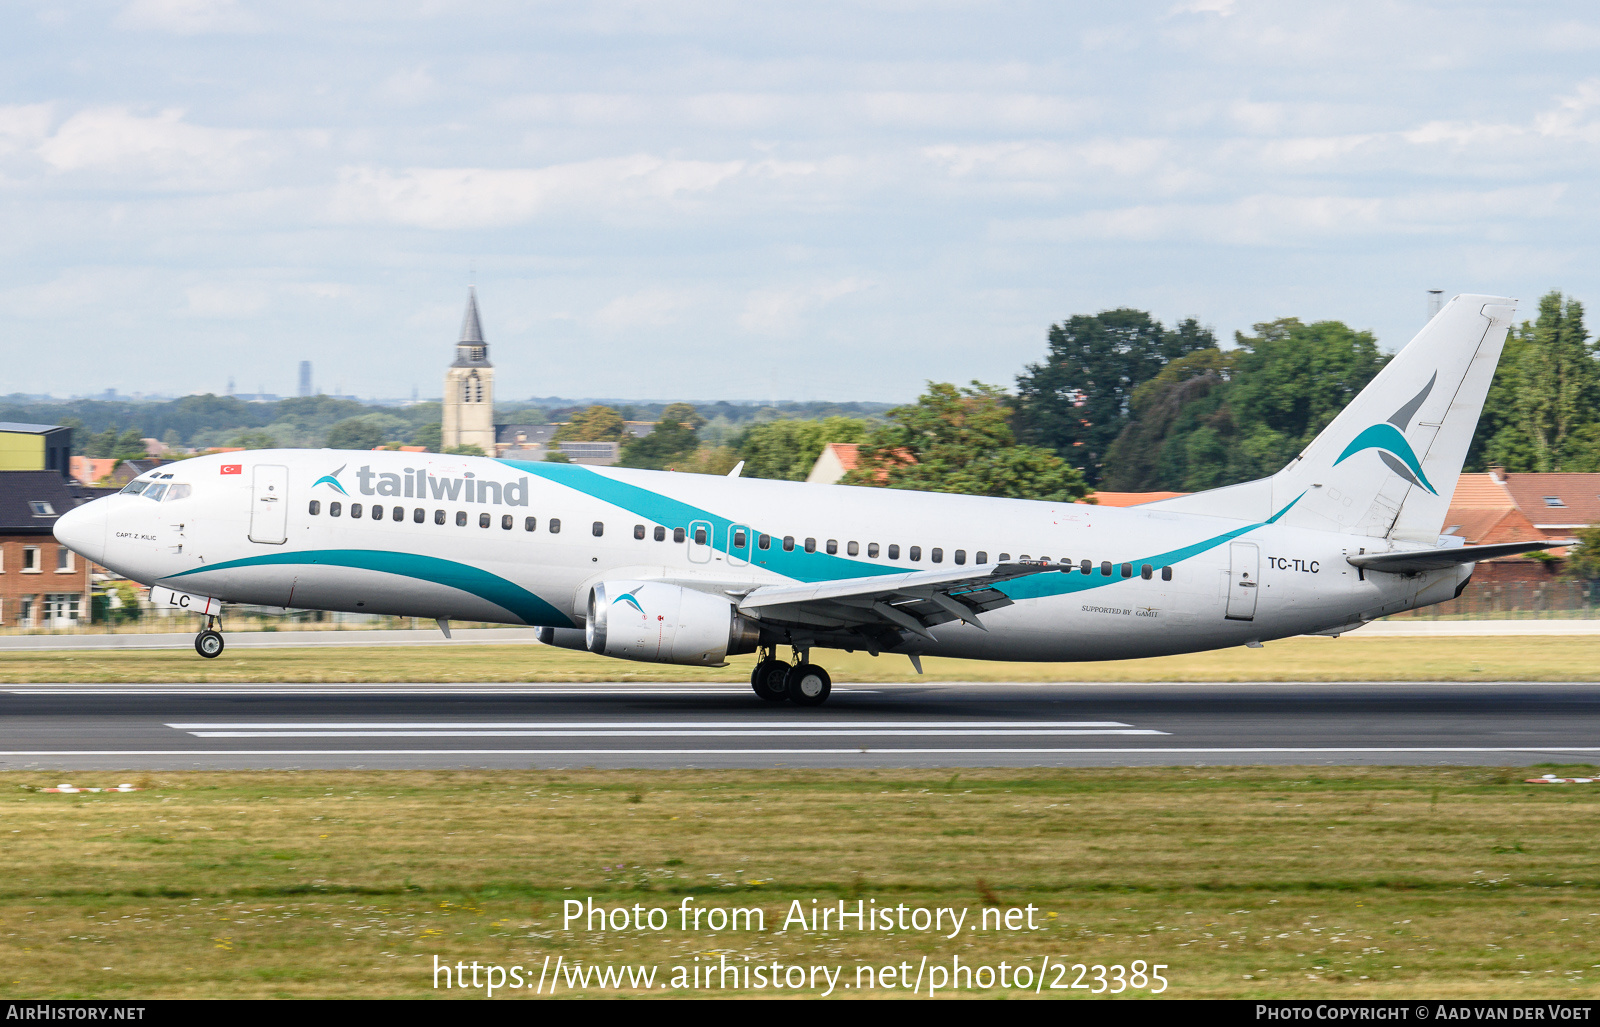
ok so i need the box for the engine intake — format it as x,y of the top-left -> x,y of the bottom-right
586,580 -> 760,666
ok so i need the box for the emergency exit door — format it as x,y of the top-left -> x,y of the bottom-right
1225,541 -> 1260,621
249,464 -> 288,544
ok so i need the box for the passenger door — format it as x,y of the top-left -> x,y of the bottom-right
1225,541 -> 1260,621
249,464 -> 289,544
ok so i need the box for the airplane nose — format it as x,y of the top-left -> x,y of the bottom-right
53,497 -> 108,565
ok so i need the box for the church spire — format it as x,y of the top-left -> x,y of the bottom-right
459,286 -> 485,344
450,287 -> 491,368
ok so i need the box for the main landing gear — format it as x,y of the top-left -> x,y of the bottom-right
194,616 -> 225,659
749,647 -> 832,706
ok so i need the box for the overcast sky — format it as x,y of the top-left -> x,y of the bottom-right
3,1 -> 1599,403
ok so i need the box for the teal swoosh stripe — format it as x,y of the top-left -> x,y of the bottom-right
169,549 -> 574,628
500,459 -> 903,584
997,493 -> 1302,602
504,458 -> 1298,607
1333,424 -> 1437,494
313,475 -> 349,495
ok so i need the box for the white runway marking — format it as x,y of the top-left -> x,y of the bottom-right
166,719 -> 1164,738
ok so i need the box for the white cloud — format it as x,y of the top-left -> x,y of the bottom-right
35,108 -> 260,188
737,278 -> 872,336
593,287 -> 697,332
330,156 -> 748,228
116,0 -> 260,35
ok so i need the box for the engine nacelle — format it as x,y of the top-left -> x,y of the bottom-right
586,580 -> 761,666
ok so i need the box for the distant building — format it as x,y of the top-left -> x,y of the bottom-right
0,471 -> 95,627
298,361 -> 312,398
442,288 -> 496,454
0,422 -> 73,479
69,456 -> 118,486
497,423 -> 559,459
1444,469 -> 1600,555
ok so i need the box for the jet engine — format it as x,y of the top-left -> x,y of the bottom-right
586,580 -> 761,666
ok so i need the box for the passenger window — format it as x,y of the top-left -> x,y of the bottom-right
1080,559 -> 1092,575
909,546 -> 922,561
413,508 -> 425,523
758,534 -> 770,550
550,518 -> 561,534
594,521 -> 605,537
783,536 -> 795,552
867,543 -> 879,558
1121,563 -> 1133,578
502,515 -> 513,530
455,510 -> 467,526
825,539 -> 837,555
734,530 -> 747,548
1100,561 -> 1112,576
434,509 -> 445,525
888,544 -> 900,559
847,541 -> 859,556
673,527 -> 686,543
931,548 -> 942,563
479,513 -> 491,528
1019,555 -> 1030,561
1141,564 -> 1153,580
954,550 -> 966,565
694,527 -> 706,545
309,500 -> 321,515
330,502 -> 342,517
351,503 -> 363,518
998,553 -> 1010,562
526,517 -> 537,531
976,551 -> 987,564
655,526 -> 666,542
634,524 -> 646,540
1161,566 -> 1173,581
804,538 -> 816,553
392,506 -> 404,521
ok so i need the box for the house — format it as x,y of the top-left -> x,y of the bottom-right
0,471 -> 95,628
69,456 -> 119,486
0,422 -> 72,478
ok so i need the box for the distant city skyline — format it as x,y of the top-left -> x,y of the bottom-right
3,3 -> 1600,401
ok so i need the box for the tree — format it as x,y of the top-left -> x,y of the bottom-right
1099,318 -> 1387,492
554,405 -> 626,442
114,428 -> 147,460
230,431 -> 280,450
736,416 -> 870,481
1014,310 -> 1216,485
618,403 -> 705,470
445,443 -> 487,457
844,382 -> 1088,502
1474,291 -> 1600,471
326,417 -> 389,451
412,422 -> 443,452
543,449 -> 571,463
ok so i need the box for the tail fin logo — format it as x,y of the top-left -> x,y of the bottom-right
313,464 -> 350,495
1332,373 -> 1438,494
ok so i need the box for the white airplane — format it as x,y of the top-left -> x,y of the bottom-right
54,294 -> 1561,705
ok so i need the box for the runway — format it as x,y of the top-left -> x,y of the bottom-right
2,680 -> 1599,769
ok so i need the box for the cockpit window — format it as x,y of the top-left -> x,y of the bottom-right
119,481 -> 150,496
143,483 -> 169,501
165,484 -> 192,501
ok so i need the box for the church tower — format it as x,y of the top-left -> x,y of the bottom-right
441,288 -> 496,454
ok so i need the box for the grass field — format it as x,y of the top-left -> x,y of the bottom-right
2,767 -> 1598,999
4,635 -> 1600,683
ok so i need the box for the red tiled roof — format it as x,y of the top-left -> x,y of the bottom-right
826,443 -> 860,471
1499,472 -> 1600,528
1082,491 -> 1187,507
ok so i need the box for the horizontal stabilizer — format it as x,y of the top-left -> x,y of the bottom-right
1347,540 -> 1571,574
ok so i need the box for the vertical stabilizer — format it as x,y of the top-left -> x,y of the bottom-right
1268,294 -> 1516,542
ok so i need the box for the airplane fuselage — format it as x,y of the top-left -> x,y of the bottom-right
63,449 -> 1460,663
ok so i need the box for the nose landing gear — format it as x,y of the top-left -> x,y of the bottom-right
195,616 -> 225,659
749,647 -> 833,705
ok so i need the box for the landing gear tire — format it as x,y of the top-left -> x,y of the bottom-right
750,659 -> 790,702
195,629 -> 224,659
786,663 -> 831,706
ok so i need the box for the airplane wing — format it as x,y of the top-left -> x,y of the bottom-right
1347,539 -> 1571,574
735,561 -> 1061,640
